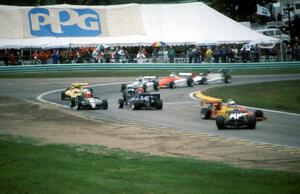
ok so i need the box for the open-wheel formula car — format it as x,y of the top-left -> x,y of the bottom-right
118,91 -> 163,110
193,69 -> 232,85
61,82 -> 93,100
70,90 -> 108,110
199,93 -> 265,129
159,72 -> 194,88
121,76 -> 159,93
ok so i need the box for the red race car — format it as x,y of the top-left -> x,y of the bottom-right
159,72 -> 194,88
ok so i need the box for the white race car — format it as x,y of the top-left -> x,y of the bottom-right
193,69 -> 232,85
121,76 -> 159,92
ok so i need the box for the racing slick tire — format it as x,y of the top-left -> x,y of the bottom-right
254,110 -> 264,118
216,116 -> 225,130
156,100 -> 163,110
61,91 -> 67,100
224,74 -> 232,83
74,98 -> 82,110
201,108 -> 211,119
187,77 -> 194,87
121,84 -> 126,92
153,81 -> 159,91
118,99 -> 124,108
102,99 -> 108,110
200,78 -> 208,85
169,81 -> 175,89
132,102 -> 141,110
70,98 -> 76,108
142,83 -> 147,93
248,115 -> 257,129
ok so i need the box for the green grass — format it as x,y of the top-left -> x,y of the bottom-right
0,68 -> 300,78
0,135 -> 299,194
204,80 -> 300,113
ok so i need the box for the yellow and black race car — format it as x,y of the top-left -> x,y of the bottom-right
61,82 -> 91,100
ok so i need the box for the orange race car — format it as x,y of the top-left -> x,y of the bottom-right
159,72 -> 194,88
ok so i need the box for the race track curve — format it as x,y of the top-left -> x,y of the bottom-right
39,74 -> 300,148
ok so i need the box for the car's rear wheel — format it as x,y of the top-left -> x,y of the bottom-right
201,108 -> 211,119
216,116 -> 225,130
254,110 -> 264,118
187,77 -> 194,87
121,84 -> 126,91
70,98 -> 75,108
102,99 -> 108,110
156,100 -> 163,110
169,81 -> 175,88
74,99 -> 82,110
61,91 -> 66,100
118,99 -> 124,108
225,74 -> 232,83
153,81 -> 159,91
248,115 -> 256,129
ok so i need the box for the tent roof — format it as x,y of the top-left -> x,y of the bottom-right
0,2 -> 277,49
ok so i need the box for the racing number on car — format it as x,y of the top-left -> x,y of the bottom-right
229,113 -> 247,119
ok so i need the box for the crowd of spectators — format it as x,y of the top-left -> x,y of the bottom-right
1,43 -> 299,66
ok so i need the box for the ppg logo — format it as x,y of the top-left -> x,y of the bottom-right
28,8 -> 101,37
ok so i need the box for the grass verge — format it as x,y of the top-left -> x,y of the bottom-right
203,80 -> 300,113
0,135 -> 299,194
0,68 -> 300,78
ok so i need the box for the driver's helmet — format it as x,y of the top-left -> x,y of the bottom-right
136,77 -> 143,82
137,86 -> 144,93
227,99 -> 236,106
169,72 -> 177,77
84,91 -> 92,98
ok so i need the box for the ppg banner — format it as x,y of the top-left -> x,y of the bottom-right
0,4 -> 144,39
28,8 -> 102,37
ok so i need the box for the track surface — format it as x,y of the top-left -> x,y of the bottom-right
1,75 -> 299,147
38,74 -> 300,148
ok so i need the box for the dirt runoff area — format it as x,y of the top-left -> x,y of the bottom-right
1,97 -> 300,173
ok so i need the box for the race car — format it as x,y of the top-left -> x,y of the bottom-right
61,82 -> 93,100
121,76 -> 159,93
193,69 -> 232,85
70,90 -> 108,110
199,94 -> 265,129
118,91 -> 163,110
159,72 -> 194,88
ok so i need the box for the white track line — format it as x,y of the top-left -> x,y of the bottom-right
189,91 -> 300,117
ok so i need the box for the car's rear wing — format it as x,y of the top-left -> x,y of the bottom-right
142,76 -> 158,79
178,72 -> 193,77
141,93 -> 160,99
194,92 -> 222,107
71,82 -> 89,88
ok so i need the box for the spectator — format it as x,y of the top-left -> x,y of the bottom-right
103,48 -> 111,63
168,46 -> 175,63
51,50 -> 59,64
205,47 -> 213,63
136,50 -> 146,63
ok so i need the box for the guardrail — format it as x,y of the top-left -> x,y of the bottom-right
0,61 -> 300,73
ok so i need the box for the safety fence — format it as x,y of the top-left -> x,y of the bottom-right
0,61 -> 300,73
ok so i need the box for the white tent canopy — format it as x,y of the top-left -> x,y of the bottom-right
0,2 -> 278,49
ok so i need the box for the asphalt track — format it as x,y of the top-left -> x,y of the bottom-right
29,74 -> 299,148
